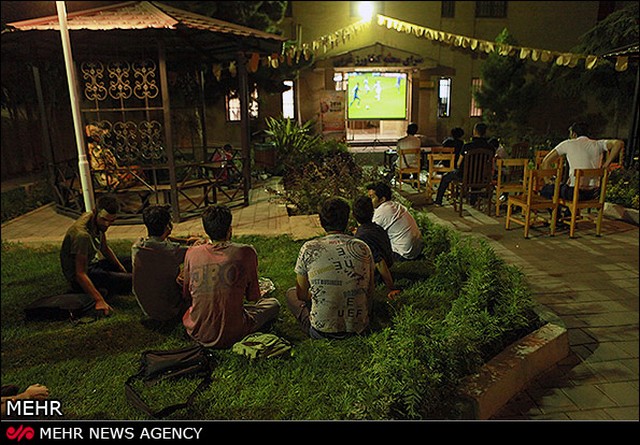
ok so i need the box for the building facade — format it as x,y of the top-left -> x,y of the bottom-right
280,1 -> 625,146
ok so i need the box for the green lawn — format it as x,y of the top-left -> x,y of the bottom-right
1,214 -> 541,420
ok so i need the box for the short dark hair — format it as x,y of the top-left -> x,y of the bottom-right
451,127 -> 465,139
366,182 -> 392,201
353,196 -> 374,224
142,205 -> 172,237
569,122 -> 589,137
96,195 -> 119,215
473,122 -> 487,137
319,197 -> 350,233
407,122 -> 418,135
202,205 -> 232,241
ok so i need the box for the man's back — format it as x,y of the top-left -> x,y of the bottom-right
182,242 -> 261,348
295,234 -> 373,334
372,200 -> 423,260
397,134 -> 421,169
554,136 -> 607,186
132,237 -> 187,321
459,137 -> 493,169
355,222 -> 393,269
443,136 -> 465,166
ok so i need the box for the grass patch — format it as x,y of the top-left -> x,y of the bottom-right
1,214 -> 541,420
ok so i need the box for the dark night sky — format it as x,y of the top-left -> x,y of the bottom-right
2,1 -> 121,24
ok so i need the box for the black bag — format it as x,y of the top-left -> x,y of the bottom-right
24,293 -> 96,322
125,344 -> 214,419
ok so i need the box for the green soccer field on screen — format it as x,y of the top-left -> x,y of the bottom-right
346,71 -> 408,120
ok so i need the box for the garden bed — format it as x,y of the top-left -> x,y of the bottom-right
1,209 -> 544,420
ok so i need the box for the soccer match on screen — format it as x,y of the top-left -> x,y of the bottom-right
346,71 -> 408,120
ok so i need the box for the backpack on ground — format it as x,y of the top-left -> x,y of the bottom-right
125,344 -> 214,419
24,293 -> 97,323
232,332 -> 293,360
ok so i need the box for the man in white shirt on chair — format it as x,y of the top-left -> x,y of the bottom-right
396,122 -> 421,186
540,121 -> 624,201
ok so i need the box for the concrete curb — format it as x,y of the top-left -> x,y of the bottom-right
456,315 -> 569,420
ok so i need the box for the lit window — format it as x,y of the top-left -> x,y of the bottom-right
282,80 -> 295,119
226,86 -> 259,121
470,78 -> 483,117
438,77 -> 451,118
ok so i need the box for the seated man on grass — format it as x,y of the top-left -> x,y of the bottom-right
287,197 -> 375,340
60,195 -> 131,316
366,181 -> 423,262
352,195 -> 398,297
132,205 -> 203,324
181,205 -> 280,349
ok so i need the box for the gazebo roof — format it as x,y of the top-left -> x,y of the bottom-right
2,1 -> 287,62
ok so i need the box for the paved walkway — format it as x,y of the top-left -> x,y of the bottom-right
1,180 -> 638,421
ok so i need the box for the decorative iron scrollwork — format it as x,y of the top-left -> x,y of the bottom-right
107,61 -> 132,100
87,120 -> 164,164
112,121 -> 139,164
133,60 -> 159,99
81,62 -> 108,101
139,120 -> 164,161
82,59 -> 159,102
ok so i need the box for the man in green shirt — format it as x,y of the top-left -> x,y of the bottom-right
60,195 -> 131,316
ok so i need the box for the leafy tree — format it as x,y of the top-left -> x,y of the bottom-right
546,2 -> 638,137
163,1 -> 288,35
473,28 -> 539,144
164,1 -> 313,103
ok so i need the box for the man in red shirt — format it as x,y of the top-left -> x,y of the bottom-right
181,205 -> 280,348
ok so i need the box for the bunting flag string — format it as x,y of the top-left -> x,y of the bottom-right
285,14 -> 630,72
210,13 -> 630,80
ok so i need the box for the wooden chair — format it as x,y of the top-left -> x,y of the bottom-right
426,151 -> 456,202
420,146 -> 452,172
558,168 -> 609,238
494,158 -> 529,216
505,163 -> 563,239
450,148 -> 494,216
428,146 -> 455,154
396,147 -> 422,191
534,149 -> 550,168
510,142 -> 530,159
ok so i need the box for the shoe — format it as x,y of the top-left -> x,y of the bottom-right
433,201 -> 443,207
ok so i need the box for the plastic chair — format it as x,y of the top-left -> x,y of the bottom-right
396,147 -> 422,191
426,151 -> 456,202
558,168 -> 609,238
450,148 -> 494,216
505,163 -> 563,238
494,158 -> 529,216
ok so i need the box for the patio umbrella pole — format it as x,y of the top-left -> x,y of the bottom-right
56,1 -> 94,212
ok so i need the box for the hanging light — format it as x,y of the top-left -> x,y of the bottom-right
358,2 -> 375,22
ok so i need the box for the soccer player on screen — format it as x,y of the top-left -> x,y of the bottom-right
350,82 -> 361,107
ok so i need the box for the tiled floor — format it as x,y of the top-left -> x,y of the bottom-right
1,179 -> 638,421
415,190 -> 639,421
